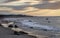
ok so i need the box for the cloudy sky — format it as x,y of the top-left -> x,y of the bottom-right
0,0 -> 60,16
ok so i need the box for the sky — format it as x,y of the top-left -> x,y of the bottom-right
0,0 -> 60,16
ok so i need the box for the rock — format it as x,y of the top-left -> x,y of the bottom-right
8,25 -> 13,28
14,25 -> 18,28
14,31 -> 28,35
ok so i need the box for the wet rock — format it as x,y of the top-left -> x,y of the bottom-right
14,31 -> 20,35
23,35 -> 37,38
29,27 -> 33,29
43,29 -> 48,31
46,18 -> 48,20
14,25 -> 18,28
14,31 -> 28,35
29,20 -> 32,22
19,31 -> 28,35
8,25 -> 13,28
48,21 -> 50,23
0,24 -> 2,26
